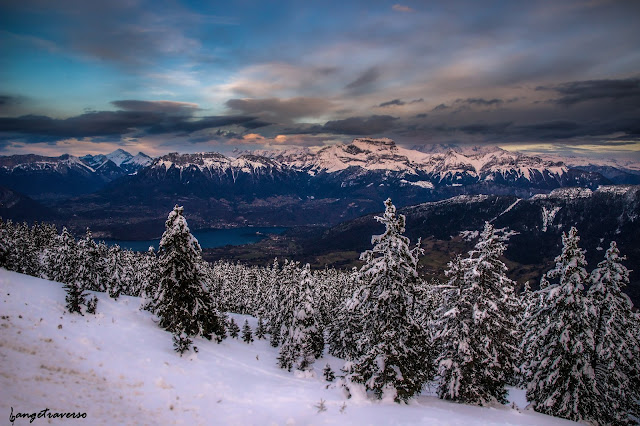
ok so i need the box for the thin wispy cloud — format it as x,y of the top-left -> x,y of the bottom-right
392,4 -> 415,13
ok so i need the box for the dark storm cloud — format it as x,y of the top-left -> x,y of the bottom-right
0,102 -> 265,142
432,98 -> 505,113
280,115 -> 399,136
225,97 -> 332,121
376,98 -> 423,108
514,118 -> 640,140
345,68 -> 380,94
378,99 -> 405,107
322,115 -> 398,135
111,100 -> 200,115
537,78 -> 640,107
461,98 -> 504,107
417,117 -> 640,142
146,115 -> 267,134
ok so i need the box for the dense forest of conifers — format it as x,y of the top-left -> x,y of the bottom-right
1,199 -> 638,425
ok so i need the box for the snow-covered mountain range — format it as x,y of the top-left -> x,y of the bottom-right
2,140 -> 637,202
1,139 -> 638,236
81,149 -> 153,173
153,138 -> 604,191
0,149 -> 152,199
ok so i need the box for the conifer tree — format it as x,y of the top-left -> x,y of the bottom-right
516,281 -> 538,386
255,317 -> 267,340
139,247 -> 159,304
434,223 -> 520,405
269,259 -> 298,348
327,275 -> 365,360
228,318 -> 240,338
52,227 -> 91,314
323,363 -> 335,382
345,198 -> 433,402
152,205 -> 226,353
7,222 -> 40,276
106,245 -> 127,299
0,219 -> 8,268
278,263 -> 324,371
588,241 -> 640,424
522,227 -> 600,423
77,229 -> 102,291
242,320 -> 254,344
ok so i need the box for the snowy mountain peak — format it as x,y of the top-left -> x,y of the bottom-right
126,152 -> 153,167
106,149 -> 134,166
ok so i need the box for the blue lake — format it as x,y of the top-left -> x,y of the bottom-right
101,227 -> 288,252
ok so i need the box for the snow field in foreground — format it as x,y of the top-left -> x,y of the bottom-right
0,269 -> 577,425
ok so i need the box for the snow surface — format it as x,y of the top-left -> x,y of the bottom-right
0,269 -> 577,425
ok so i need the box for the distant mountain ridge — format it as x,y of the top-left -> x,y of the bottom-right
0,149 -> 152,200
80,149 -> 153,173
0,139 -> 638,239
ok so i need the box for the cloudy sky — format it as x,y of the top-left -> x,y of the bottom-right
1,0 -> 639,158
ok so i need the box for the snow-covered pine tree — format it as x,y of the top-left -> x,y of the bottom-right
255,317 -> 267,340
269,259 -> 298,348
138,246 -> 159,304
516,281 -> 538,386
327,267 -> 363,360
9,222 -> 40,277
77,229 -> 103,292
435,223 -> 520,405
278,263 -> 324,371
51,227 -> 89,314
242,320 -> 254,344
345,198 -> 433,403
228,318 -> 240,338
324,363 -> 335,382
588,241 -> 640,424
0,219 -> 8,268
432,255 -> 467,397
523,227 -> 600,423
105,245 -> 127,299
152,205 -> 226,353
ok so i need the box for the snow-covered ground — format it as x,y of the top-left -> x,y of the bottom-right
0,269 -> 577,425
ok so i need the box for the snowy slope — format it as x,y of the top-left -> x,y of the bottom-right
0,269 -> 576,425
